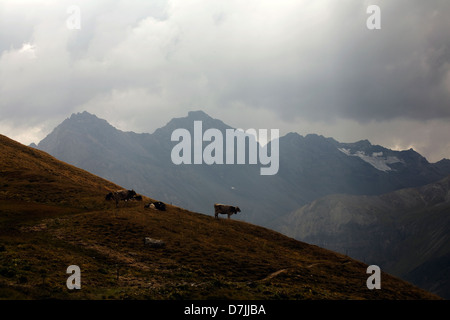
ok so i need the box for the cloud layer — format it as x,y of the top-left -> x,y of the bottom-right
0,0 -> 449,161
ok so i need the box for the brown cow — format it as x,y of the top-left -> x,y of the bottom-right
214,203 -> 241,219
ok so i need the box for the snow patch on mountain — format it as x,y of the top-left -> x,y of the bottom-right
338,148 -> 403,172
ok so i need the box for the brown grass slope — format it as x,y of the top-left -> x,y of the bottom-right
0,134 -> 441,299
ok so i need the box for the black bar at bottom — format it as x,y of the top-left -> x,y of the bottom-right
1,300 -> 445,319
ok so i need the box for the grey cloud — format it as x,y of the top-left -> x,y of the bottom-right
325,0 -> 450,122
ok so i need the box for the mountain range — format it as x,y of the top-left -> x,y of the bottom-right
32,110 -> 450,298
34,111 -> 450,227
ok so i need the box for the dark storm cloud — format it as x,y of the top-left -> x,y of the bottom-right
226,0 -> 450,123
326,0 -> 450,122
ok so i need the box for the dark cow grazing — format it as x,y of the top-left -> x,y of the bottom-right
154,201 -> 166,211
214,203 -> 241,219
106,189 -> 137,207
144,201 -> 166,211
105,192 -> 114,201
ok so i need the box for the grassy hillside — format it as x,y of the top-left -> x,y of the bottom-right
0,134 -> 441,300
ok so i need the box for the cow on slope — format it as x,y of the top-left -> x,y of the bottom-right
214,203 -> 241,219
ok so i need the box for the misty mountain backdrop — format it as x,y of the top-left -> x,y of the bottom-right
34,111 -> 450,225
33,111 -> 450,298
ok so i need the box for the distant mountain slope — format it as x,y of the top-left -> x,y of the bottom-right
277,176 -> 450,299
34,111 -> 450,229
0,134 -> 441,300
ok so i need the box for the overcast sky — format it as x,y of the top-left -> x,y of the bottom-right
0,0 -> 449,162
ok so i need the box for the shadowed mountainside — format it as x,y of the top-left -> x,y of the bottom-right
277,176 -> 450,299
